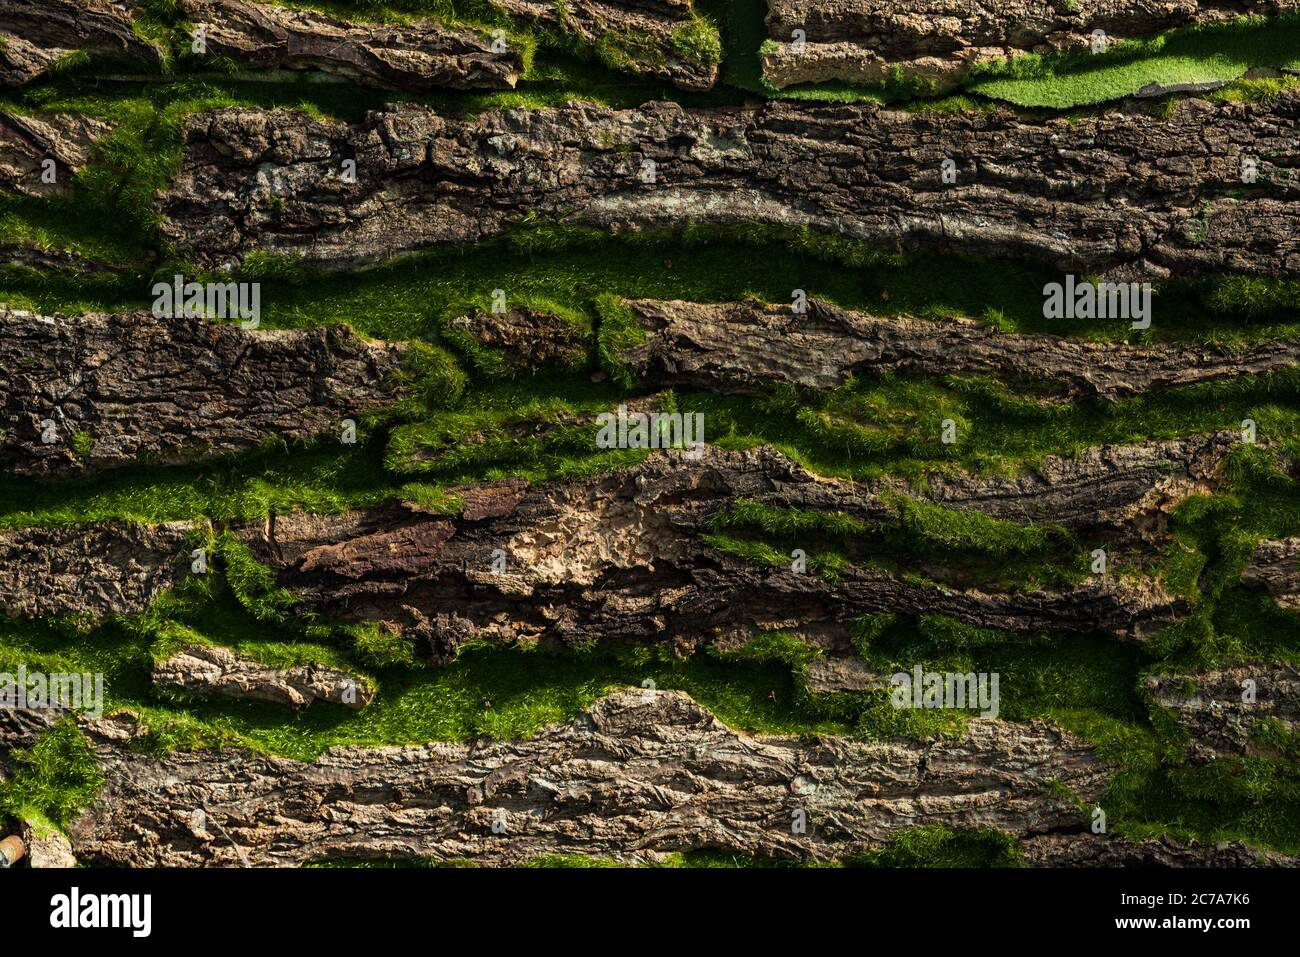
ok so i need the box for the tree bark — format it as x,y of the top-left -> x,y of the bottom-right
0,308 -> 406,477
0,0 -> 160,87
761,0 -> 1300,89
53,690 -> 1106,866
491,0 -> 719,90
238,447 -> 1190,662
159,95 -> 1300,279
0,520 -> 193,621
1242,537 -> 1300,608
179,0 -> 524,91
621,298 -> 1300,401
153,642 -> 375,710
0,112 -> 116,198
1145,661 -> 1300,762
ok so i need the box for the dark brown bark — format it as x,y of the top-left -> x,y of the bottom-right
762,0 -> 1300,89
1022,832 -> 1299,867
491,0 -> 719,91
447,305 -> 589,371
179,0 -> 523,90
1242,537 -> 1300,608
238,448 -> 1189,662
0,438 -> 1227,626
0,308 -> 406,477
1146,661 -> 1300,761
0,520 -> 193,621
893,431 -> 1239,536
0,0 -> 160,87
52,690 -> 1106,866
158,95 -> 1300,279
620,298 -> 1300,400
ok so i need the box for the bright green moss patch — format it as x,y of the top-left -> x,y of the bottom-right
0,718 -> 104,830
968,15 -> 1300,108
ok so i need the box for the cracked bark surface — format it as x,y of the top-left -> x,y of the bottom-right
1022,832 -> 1299,867
1242,537 -> 1300,608
761,0 -> 1300,89
0,521 -> 193,621
0,439 -> 1224,626
447,305 -> 589,371
892,431 -> 1240,537
0,112 -> 116,198
0,1 -> 161,88
1146,661 -> 1300,761
154,642 -> 374,710
0,308 -> 406,477
158,95 -> 1300,279
490,0 -> 719,91
179,0 -> 523,91
237,448 -> 1188,663
620,298 -> 1300,400
46,689 -> 1105,866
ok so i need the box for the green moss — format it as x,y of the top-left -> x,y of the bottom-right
670,16 -> 723,67
594,293 -> 647,388
68,431 -> 94,458
847,826 -> 1024,868
0,718 -> 104,830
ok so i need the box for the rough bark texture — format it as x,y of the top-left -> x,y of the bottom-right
0,112 -> 116,198
491,0 -> 719,91
0,0 -> 160,87
892,431 -> 1240,537
621,298 -> 1300,400
0,521 -> 193,621
16,820 -> 78,868
1022,832 -> 1299,867
158,95 -> 1300,279
52,689 -> 1105,866
447,305 -> 589,371
1242,537 -> 1300,608
153,642 -> 374,710
180,0 -> 523,91
0,308 -> 406,477
0,438 -> 1225,629
237,447 -> 1189,664
1146,661 -> 1300,761
761,0 -> 1300,89
0,243 -> 135,275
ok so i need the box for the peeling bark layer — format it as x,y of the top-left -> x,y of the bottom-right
58,690 -> 1105,866
239,448 -> 1188,661
1242,537 -> 1300,607
153,642 -> 374,710
0,439 -> 1223,629
491,0 -> 719,91
761,0 -> 1300,89
0,112 -> 116,197
1146,661 -> 1300,761
621,298 -> 1300,399
180,0 -> 523,90
0,308 -> 405,477
0,521 -> 193,621
0,0 -> 160,87
1022,832 -> 1299,867
158,95 -> 1300,279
